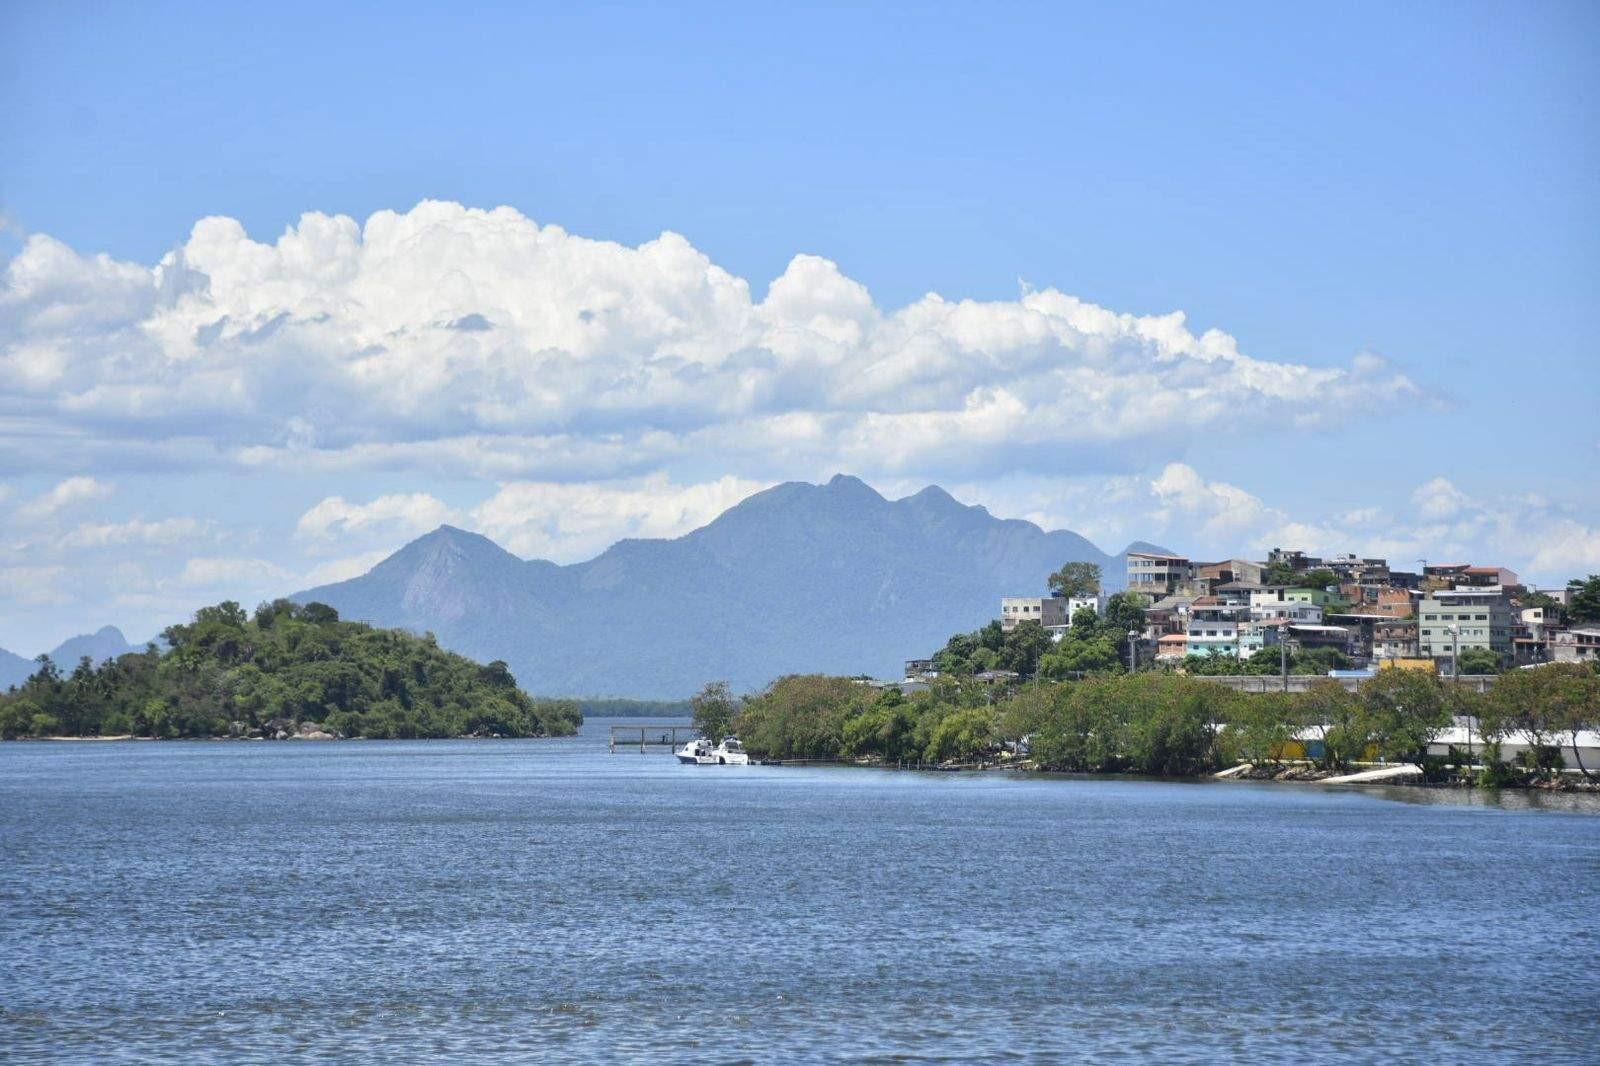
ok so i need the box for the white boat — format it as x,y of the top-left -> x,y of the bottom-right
675,736 -> 749,765
675,738 -> 713,764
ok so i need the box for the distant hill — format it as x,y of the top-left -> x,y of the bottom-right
0,647 -> 32,691
0,626 -> 138,690
294,475 -> 1158,698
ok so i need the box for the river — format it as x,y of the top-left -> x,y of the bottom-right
2,718 -> 1597,1063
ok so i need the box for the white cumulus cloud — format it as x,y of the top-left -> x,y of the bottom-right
300,549 -> 395,588
1,200 -> 1421,482
61,517 -> 203,549
0,565 -> 68,605
295,493 -> 455,541
14,476 -> 113,522
176,556 -> 293,589
471,474 -> 770,561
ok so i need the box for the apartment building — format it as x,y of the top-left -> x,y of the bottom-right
1417,588 -> 1513,663
1000,596 -> 1068,632
1372,618 -> 1419,660
1126,551 -> 1195,602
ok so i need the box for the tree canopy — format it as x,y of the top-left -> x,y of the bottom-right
690,680 -> 737,741
1568,575 -> 1600,624
1048,561 -> 1102,599
0,599 -> 581,740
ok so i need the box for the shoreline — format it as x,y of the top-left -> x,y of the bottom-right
757,753 -> 1600,792
7,732 -> 569,743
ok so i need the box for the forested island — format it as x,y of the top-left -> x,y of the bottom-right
719,606 -> 1600,789
0,600 -> 581,740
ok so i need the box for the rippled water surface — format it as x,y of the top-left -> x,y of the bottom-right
3,719 -> 1599,1064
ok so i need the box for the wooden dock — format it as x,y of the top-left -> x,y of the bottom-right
609,723 -> 698,753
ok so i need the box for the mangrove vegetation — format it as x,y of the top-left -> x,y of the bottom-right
727,662 -> 1600,787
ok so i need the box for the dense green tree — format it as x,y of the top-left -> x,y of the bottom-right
1455,647 -> 1502,675
691,680 -> 738,741
1048,561 -> 1102,599
1263,564 -> 1339,589
923,707 -> 996,763
1100,592 -> 1147,636
1484,663 -> 1600,779
732,674 -> 864,760
1298,679 -> 1367,770
0,601 -> 579,740
1567,575 -> 1600,624
1037,635 -> 1122,678
1520,591 -> 1565,623
1357,669 -> 1450,763
1224,691 -> 1300,766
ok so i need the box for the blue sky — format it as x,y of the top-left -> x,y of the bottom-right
1,1 -> 1597,651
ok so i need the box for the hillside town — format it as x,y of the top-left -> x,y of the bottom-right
984,548 -> 1598,679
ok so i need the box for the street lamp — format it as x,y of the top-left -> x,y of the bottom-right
1127,629 -> 1139,673
1448,623 -> 1471,770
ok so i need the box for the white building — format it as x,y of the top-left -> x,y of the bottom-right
1186,619 -> 1240,657
1065,593 -> 1108,620
1250,599 -> 1324,624
1000,597 -> 1068,632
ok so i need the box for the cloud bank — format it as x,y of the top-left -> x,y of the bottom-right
2,200 -> 1418,480
4,200 -> 1593,652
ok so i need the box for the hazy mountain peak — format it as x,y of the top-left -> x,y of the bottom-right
0,625 -> 138,688
294,474 -> 1147,697
824,472 -> 880,497
899,483 -> 983,517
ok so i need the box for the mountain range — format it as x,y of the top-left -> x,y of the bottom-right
289,475 -> 1159,697
2,476 -> 1160,698
0,626 -> 140,689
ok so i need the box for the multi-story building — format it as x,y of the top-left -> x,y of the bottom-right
1186,618 -> 1241,657
1214,580 -> 1265,607
1324,554 -> 1391,585
1371,618 -> 1418,660
1237,621 -> 1279,657
1423,563 -> 1471,588
1386,570 -> 1423,591
1266,548 -> 1322,572
1284,587 -> 1349,612
1064,593 -> 1107,621
1250,590 -> 1324,624
1286,623 -> 1358,656
1338,584 -> 1414,617
1553,627 -> 1600,664
1143,594 -> 1195,638
1196,559 -> 1264,590
1126,551 -> 1195,602
1417,588 -> 1514,664
1460,565 -> 1519,589
1000,597 -> 1068,632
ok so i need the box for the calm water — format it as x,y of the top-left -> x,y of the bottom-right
3,719 -> 1598,1064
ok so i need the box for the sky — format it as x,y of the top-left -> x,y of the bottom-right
1,1 -> 1597,652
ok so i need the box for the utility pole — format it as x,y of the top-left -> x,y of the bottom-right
1127,629 -> 1139,673
1280,624 -> 1289,691
1450,623 -> 1470,770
